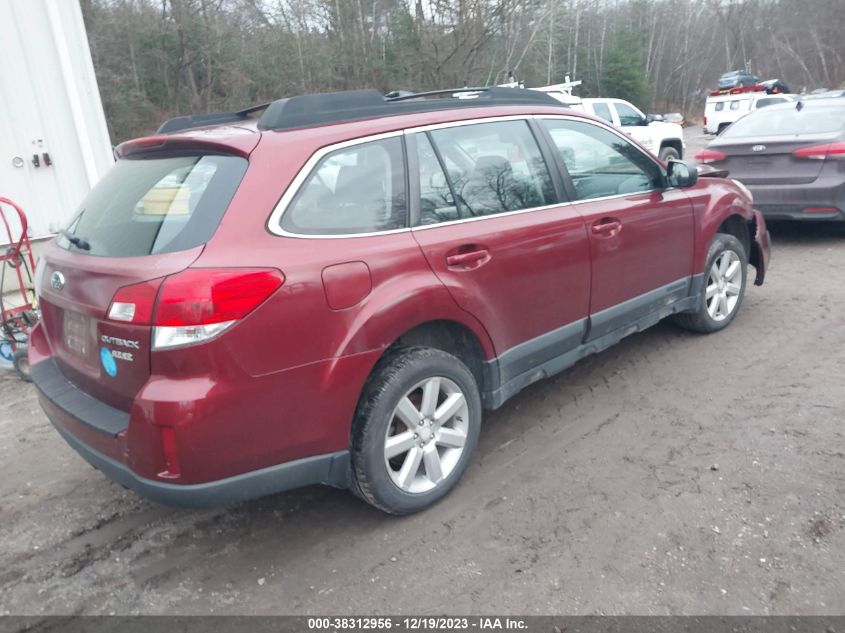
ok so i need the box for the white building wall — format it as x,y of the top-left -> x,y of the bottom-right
0,0 -> 113,244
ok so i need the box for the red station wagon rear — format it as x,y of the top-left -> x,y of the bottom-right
30,87 -> 770,514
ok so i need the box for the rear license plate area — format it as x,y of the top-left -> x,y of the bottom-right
63,309 -> 94,359
745,157 -> 771,168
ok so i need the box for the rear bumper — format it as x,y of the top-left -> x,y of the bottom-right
31,356 -> 351,507
748,174 -> 845,221
48,414 -> 349,508
754,205 -> 845,222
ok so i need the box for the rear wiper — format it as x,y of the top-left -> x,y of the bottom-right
60,229 -> 90,251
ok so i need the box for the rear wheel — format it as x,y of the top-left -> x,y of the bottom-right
675,233 -> 747,333
13,346 -> 31,382
350,347 -> 481,515
659,146 -> 680,162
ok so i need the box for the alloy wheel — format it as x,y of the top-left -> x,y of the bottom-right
706,250 -> 742,321
384,376 -> 469,494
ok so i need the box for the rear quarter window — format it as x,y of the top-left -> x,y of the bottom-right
59,154 -> 247,257
280,137 -> 407,235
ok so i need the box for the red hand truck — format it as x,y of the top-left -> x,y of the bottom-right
0,196 -> 38,381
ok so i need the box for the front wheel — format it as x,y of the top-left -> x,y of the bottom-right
350,347 -> 481,515
674,233 -> 748,333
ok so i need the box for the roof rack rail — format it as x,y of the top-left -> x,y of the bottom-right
257,86 -> 563,132
156,102 -> 271,134
384,86 -> 503,101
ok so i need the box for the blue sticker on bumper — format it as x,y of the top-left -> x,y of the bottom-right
100,347 -> 117,377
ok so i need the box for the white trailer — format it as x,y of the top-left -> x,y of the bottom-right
0,0 -> 113,245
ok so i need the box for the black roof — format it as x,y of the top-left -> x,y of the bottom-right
156,103 -> 270,134
156,87 -> 565,135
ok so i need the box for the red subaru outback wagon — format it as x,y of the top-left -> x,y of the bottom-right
30,87 -> 770,514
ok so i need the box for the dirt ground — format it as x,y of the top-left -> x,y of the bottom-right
2,195 -> 844,614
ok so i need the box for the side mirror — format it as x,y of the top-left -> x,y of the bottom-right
645,113 -> 665,124
666,160 -> 698,188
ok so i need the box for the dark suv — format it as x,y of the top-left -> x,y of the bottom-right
30,87 -> 770,514
718,70 -> 760,90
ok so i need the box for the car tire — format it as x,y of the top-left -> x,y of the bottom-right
13,345 -> 31,382
659,146 -> 680,161
350,347 -> 481,515
674,233 -> 748,334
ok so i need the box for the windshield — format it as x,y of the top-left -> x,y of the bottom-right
59,154 -> 247,257
721,105 -> 845,138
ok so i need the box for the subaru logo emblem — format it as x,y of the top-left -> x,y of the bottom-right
50,271 -> 65,291
752,144 -> 766,152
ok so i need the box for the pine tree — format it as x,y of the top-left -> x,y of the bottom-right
601,27 -> 652,110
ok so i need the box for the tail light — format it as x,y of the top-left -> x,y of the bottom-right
108,268 -> 284,349
695,148 -> 727,164
703,116 -> 707,126
793,141 -> 845,160
109,278 -> 163,324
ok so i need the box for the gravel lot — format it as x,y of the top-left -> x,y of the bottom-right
1,165 -> 843,614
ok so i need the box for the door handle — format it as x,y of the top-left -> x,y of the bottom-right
591,218 -> 622,236
446,247 -> 490,269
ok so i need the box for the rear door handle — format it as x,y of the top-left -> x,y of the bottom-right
591,218 -> 622,236
446,247 -> 490,269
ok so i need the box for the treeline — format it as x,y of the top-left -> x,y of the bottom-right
80,0 -> 845,143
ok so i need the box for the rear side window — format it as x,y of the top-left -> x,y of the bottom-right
730,101 -> 741,111
722,105 -> 845,138
59,155 -> 247,257
542,119 -> 663,200
592,102 -> 613,122
415,134 -> 460,225
428,120 -> 554,218
715,102 -> 725,112
755,97 -> 785,109
281,137 -> 407,235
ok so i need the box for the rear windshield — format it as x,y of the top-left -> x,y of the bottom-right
721,106 -> 845,138
59,154 -> 247,257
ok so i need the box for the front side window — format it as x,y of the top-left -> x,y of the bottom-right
281,137 -> 406,235
615,102 -> 644,126
542,119 -> 663,201
592,102 -> 614,122
428,120 -> 554,217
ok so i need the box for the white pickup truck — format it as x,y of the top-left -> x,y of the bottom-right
533,86 -> 685,161
703,91 -> 796,135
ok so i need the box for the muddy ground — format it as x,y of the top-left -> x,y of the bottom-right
1,216 -> 844,615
